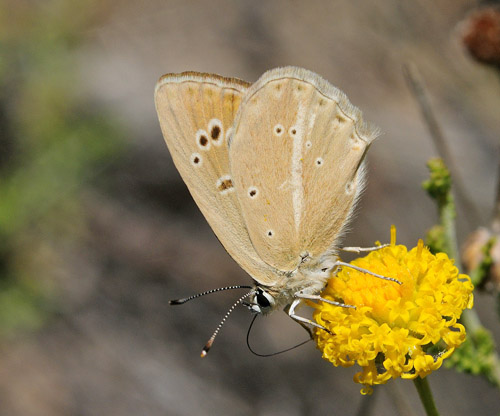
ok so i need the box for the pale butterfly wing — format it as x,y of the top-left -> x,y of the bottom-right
154,72 -> 278,283
229,67 -> 379,273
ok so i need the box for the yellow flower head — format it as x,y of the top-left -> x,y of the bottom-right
313,226 -> 474,394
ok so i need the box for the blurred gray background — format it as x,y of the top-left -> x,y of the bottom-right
1,0 -> 500,415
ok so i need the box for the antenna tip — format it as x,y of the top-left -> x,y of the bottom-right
169,298 -> 186,305
201,339 -> 213,357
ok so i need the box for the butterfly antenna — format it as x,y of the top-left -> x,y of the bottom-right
246,314 -> 312,357
170,285 -> 253,305
201,291 -> 253,357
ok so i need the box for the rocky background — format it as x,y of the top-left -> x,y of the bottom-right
1,0 -> 500,415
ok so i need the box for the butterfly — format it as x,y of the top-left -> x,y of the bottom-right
154,67 -> 381,354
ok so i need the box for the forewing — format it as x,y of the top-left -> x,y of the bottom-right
229,67 -> 379,272
154,72 -> 278,283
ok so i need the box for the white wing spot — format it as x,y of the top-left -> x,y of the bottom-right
315,157 -> 324,167
291,101 -> 305,231
190,153 -> 202,167
305,140 -> 312,149
208,119 -> 223,146
273,124 -> 284,136
248,186 -> 259,198
308,109 -> 317,134
196,129 -> 211,150
216,175 -> 234,195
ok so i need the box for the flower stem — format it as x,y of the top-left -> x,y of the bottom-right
413,377 -> 440,416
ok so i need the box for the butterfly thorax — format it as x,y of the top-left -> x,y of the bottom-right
252,253 -> 337,314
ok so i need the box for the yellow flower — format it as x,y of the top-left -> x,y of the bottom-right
313,226 -> 474,394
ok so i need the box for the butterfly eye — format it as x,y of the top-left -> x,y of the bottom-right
254,288 -> 274,311
256,292 -> 270,308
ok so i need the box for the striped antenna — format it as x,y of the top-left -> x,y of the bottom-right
201,291 -> 253,357
169,285 -> 253,305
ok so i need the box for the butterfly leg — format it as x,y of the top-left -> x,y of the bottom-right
284,302 -> 314,338
287,298 -> 333,334
340,243 -> 390,253
333,261 -> 402,284
294,292 -> 356,309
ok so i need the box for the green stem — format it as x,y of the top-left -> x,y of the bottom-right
440,194 -> 459,261
413,377 -> 440,416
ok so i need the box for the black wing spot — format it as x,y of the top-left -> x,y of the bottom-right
199,135 -> 208,146
211,125 -> 221,140
218,178 -> 233,191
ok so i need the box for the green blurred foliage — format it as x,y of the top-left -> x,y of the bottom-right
423,157 -> 500,388
445,327 -> 499,388
425,225 -> 447,255
0,0 -> 124,337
